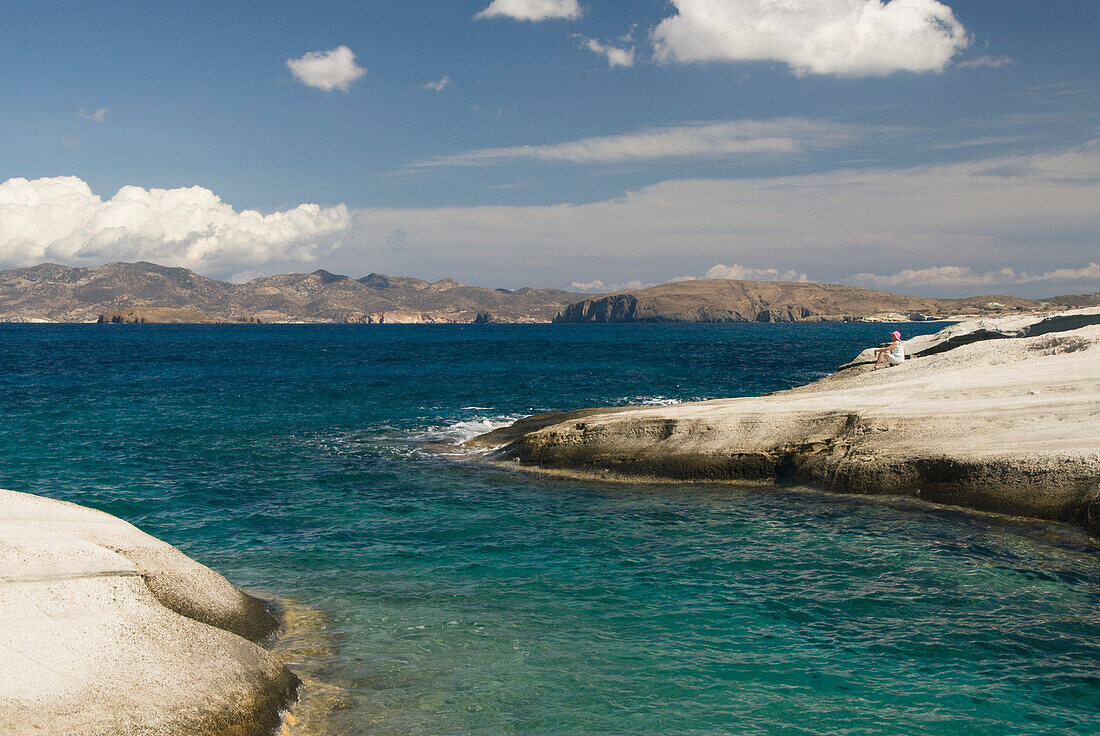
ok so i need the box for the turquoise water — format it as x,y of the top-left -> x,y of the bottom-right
2,323 -> 1098,735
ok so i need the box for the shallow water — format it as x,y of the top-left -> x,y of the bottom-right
3,322 -> 1098,735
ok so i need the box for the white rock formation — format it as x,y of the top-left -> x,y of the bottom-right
474,310 -> 1100,530
0,489 -> 298,736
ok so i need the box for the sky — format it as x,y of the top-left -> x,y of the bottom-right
0,0 -> 1097,297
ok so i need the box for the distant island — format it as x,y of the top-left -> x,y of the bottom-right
0,261 -> 1096,324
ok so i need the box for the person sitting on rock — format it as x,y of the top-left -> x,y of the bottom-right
872,330 -> 905,370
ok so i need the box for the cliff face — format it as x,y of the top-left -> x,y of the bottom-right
553,279 -> 1079,323
0,262 -> 588,323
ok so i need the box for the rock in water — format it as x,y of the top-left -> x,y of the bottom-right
473,310 -> 1100,531
0,489 -> 299,736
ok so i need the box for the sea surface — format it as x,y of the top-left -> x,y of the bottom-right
3,322 -> 1099,736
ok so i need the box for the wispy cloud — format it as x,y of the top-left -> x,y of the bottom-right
422,75 -> 451,92
652,0 -> 970,77
845,263 -> 1100,290
927,135 -> 1031,151
578,37 -> 635,67
413,118 -> 853,167
474,0 -> 580,22
575,262 -> 1100,295
348,143 -> 1100,296
703,264 -> 810,282
287,45 -> 367,92
76,107 -> 109,123
570,279 -> 651,292
956,54 -> 1014,69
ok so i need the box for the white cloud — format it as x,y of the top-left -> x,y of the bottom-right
570,279 -> 650,292
571,266 -> 806,292
580,38 -> 635,67
704,264 -> 810,282
422,75 -> 451,92
652,0 -> 970,77
345,143 -> 1100,295
956,54 -> 1013,69
846,263 -> 1100,290
571,280 -> 606,291
77,107 -> 109,123
572,262 -> 1100,295
415,118 -> 852,166
0,176 -> 349,277
475,0 -> 581,21
286,45 -> 366,92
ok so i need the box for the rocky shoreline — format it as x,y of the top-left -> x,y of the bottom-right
470,309 -> 1100,532
0,489 -> 300,736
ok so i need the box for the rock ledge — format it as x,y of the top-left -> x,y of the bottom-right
472,310 -> 1100,531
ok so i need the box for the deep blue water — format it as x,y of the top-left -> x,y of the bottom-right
2,322 -> 1099,736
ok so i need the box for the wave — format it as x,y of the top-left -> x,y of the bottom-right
612,395 -> 685,406
414,413 -> 526,448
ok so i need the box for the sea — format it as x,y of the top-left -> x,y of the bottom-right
3,322 -> 1099,736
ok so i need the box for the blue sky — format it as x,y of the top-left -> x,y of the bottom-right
1,0 -> 1097,296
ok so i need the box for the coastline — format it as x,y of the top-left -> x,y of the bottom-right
0,489 -> 301,736
265,596 -> 352,736
469,309 -> 1100,532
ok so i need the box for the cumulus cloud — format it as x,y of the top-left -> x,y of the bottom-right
571,280 -> 605,291
76,107 -> 109,123
652,0 -> 970,77
704,264 -> 810,282
422,76 -> 451,92
286,45 -> 366,91
846,263 -> 1100,290
0,176 -> 349,277
415,118 -> 852,166
475,0 -> 581,21
580,38 -> 635,67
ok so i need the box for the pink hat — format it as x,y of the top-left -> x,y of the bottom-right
891,331 -> 902,340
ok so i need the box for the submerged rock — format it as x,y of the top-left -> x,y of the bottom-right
0,489 -> 299,736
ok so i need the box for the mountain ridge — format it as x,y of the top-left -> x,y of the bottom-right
1,262 -> 1096,324
0,262 -> 587,323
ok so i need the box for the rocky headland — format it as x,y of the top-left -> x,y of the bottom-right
471,309 -> 1100,532
554,279 -> 1099,323
0,489 -> 300,736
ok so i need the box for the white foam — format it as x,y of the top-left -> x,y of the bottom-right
614,395 -> 684,406
410,413 -> 527,456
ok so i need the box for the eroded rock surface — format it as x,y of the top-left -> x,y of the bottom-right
0,489 -> 299,736
840,308 -> 1100,368
472,312 -> 1100,530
